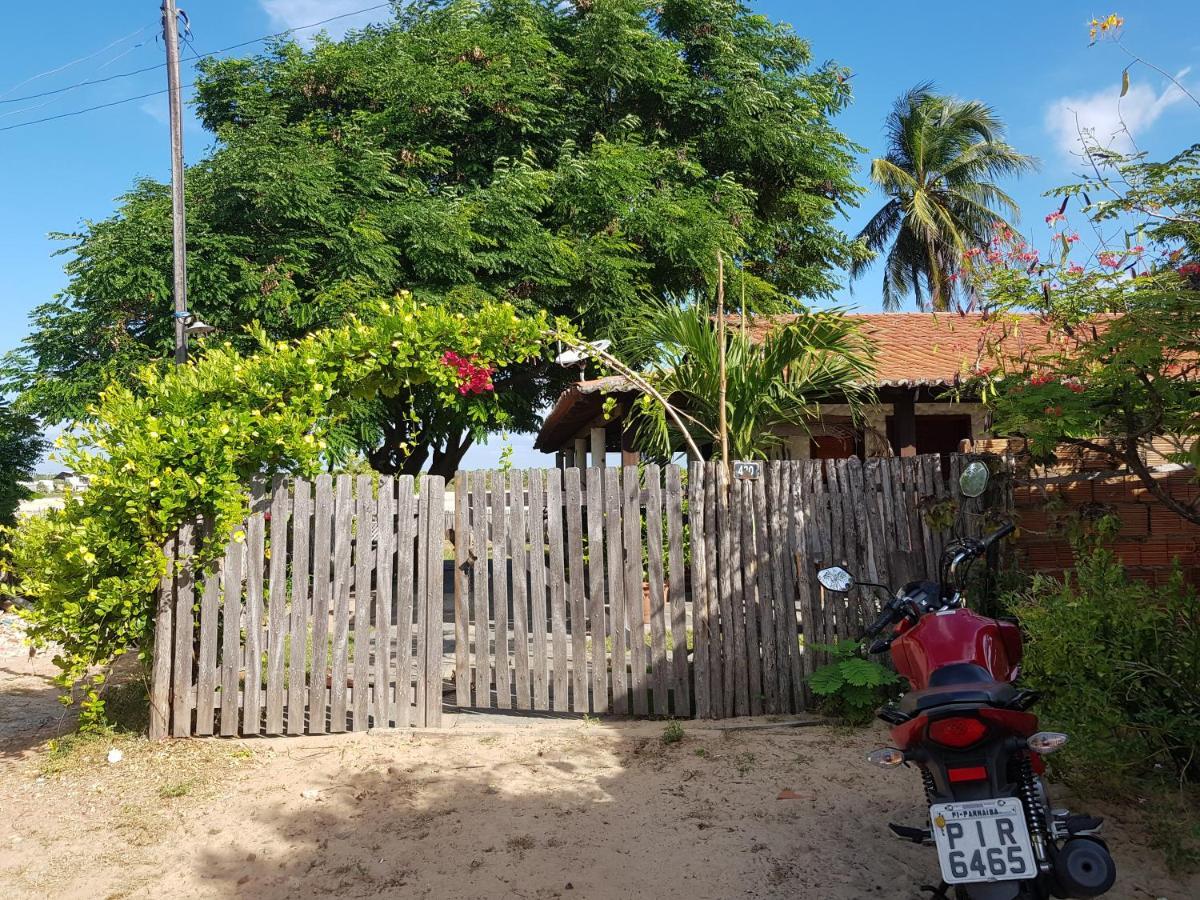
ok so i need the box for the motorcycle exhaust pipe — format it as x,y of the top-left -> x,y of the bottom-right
1054,837 -> 1117,898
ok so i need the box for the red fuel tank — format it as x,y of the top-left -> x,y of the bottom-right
890,608 -> 1022,691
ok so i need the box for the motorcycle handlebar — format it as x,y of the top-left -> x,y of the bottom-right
980,521 -> 1016,552
863,603 -> 898,639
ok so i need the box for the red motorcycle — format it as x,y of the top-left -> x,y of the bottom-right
817,463 -> 1116,900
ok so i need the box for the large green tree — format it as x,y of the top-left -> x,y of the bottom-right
0,400 -> 44,530
851,83 -> 1036,310
3,0 -> 867,477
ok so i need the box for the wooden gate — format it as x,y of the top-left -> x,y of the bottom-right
149,474 -> 446,739
452,456 -> 998,721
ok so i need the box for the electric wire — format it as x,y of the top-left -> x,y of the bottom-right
0,3 -> 392,106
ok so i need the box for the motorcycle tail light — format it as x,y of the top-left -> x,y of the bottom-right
928,716 -> 988,748
947,765 -> 989,783
1027,731 -> 1069,754
866,747 -> 906,768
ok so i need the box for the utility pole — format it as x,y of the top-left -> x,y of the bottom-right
162,0 -> 188,364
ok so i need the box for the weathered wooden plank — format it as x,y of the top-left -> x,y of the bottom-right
805,464 -> 833,653
414,479 -> 429,727
287,479 -> 312,735
565,467 -> 589,711
470,472 -> 491,708
603,466 -> 628,714
219,534 -> 244,736
171,520 -> 196,737
527,469 -> 549,709
782,463 -> 806,710
307,474 -> 333,734
787,465 -> 814,705
491,472 -> 511,710
717,466 -> 747,717
739,478 -> 764,716
352,475 -> 375,731
373,478 -> 394,728
545,468 -> 569,711
243,502 -> 266,736
454,473 -> 471,707
665,465 -> 690,718
714,464 -> 738,717
423,476 -> 445,727
265,478 -> 290,735
150,536 -> 176,740
195,525 -> 220,737
687,462 -> 709,719
644,464 -> 669,716
704,463 -> 724,716
394,476 -> 416,726
753,471 -> 779,715
585,465 -> 608,714
328,475 -> 353,733
768,463 -> 796,713
622,465 -> 649,716
509,471 -> 531,710
841,463 -> 863,640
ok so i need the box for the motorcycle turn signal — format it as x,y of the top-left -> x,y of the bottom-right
866,747 -> 906,768
1027,731 -> 1069,754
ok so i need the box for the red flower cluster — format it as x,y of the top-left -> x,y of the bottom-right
1178,262 -> 1200,278
1098,251 -> 1122,268
1045,211 -> 1065,226
441,350 -> 495,395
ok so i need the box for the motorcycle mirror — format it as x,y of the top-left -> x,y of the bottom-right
817,566 -> 853,592
958,460 -> 990,498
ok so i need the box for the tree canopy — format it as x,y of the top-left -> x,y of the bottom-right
0,400 -> 45,530
3,0 -> 867,477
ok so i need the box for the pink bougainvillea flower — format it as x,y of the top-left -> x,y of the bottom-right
1098,252 -> 1121,268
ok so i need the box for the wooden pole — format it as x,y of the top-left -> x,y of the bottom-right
717,251 -> 729,472
161,0 -> 189,365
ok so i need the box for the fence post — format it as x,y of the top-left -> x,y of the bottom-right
149,535 -> 176,740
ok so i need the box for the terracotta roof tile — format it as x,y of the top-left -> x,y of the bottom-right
740,312 -> 1056,387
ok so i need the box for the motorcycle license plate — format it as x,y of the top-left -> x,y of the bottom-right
929,798 -> 1035,884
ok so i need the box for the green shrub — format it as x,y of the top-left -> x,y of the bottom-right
1005,542 -> 1200,786
807,640 -> 900,725
1,297 -> 551,728
662,720 -> 685,745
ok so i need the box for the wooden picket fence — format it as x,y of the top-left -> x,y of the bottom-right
149,474 -> 446,739
151,454 -> 998,737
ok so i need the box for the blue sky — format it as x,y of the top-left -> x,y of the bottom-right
1,1 -> 1196,470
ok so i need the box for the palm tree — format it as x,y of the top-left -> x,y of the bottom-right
852,84 -> 1037,310
625,302 -> 876,461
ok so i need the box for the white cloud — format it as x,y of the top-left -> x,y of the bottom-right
259,0 -> 391,39
1045,67 -> 1193,158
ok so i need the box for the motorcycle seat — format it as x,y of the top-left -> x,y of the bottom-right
898,664 -> 1019,715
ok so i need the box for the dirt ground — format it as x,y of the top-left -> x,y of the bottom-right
2,645 -> 1197,899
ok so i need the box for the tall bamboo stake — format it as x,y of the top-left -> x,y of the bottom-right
717,251 -> 730,473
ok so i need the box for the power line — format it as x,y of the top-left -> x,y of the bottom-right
0,89 -> 168,134
0,25 -> 150,100
0,3 -> 393,106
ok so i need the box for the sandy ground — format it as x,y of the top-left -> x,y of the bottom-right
2,634 -> 1197,899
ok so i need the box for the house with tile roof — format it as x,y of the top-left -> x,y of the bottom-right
535,313 -> 1055,465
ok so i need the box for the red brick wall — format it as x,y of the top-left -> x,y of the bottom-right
970,439 -> 1200,585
